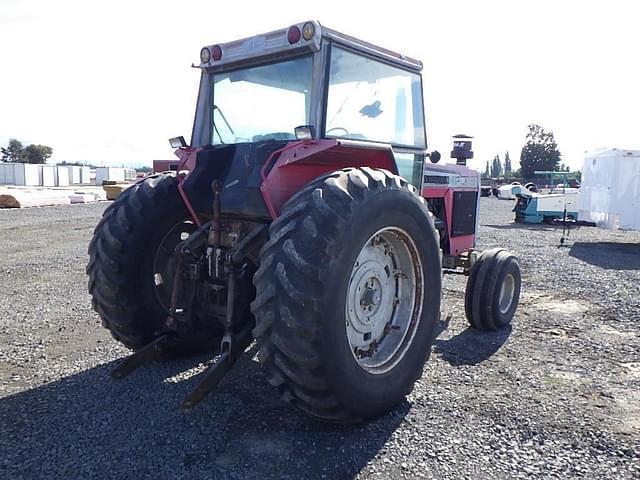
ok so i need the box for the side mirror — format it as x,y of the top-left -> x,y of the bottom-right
428,150 -> 441,163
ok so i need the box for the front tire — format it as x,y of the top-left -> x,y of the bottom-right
251,168 -> 441,423
464,248 -> 521,330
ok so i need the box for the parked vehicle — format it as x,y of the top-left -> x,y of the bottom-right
87,21 -> 521,423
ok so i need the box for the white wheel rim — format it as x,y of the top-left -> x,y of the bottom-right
345,227 -> 423,374
498,273 -> 516,315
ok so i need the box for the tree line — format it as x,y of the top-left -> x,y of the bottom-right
4,125 -> 576,180
482,123 -> 574,181
1,139 -> 53,164
483,151 -> 514,179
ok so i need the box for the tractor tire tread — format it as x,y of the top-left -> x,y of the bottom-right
87,173 -> 180,350
252,167 -> 434,423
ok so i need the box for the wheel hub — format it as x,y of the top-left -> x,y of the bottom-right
360,279 -> 382,313
498,273 -> 516,314
345,229 -> 423,374
347,243 -> 395,338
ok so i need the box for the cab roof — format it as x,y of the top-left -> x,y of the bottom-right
196,21 -> 423,72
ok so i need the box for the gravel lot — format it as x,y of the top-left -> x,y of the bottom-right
1,198 -> 639,479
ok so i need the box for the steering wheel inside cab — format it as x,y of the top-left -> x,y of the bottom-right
252,132 -> 296,142
326,127 -> 349,137
326,127 -> 367,141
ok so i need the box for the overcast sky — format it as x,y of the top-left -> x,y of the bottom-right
1,0 -> 638,171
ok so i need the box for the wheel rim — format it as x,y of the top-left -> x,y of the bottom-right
345,227 -> 423,374
498,273 -> 516,315
152,219 -> 198,312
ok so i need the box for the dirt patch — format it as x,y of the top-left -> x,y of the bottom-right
523,292 -> 591,315
596,325 -> 636,340
612,388 -> 640,435
620,362 -> 640,380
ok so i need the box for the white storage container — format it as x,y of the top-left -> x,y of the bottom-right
2,163 -> 41,186
69,166 -> 82,184
55,166 -> 70,186
579,149 -> 640,230
80,166 -> 91,184
0,163 -> 16,184
95,167 -> 126,185
24,164 -> 40,185
41,165 -> 56,186
124,168 -> 137,181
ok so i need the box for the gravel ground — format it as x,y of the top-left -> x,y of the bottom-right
1,198 -> 639,479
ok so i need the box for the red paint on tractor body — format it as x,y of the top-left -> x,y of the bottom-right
172,139 -> 479,258
447,234 -> 475,256
421,162 -> 480,256
422,187 -> 474,255
174,147 -> 203,226
260,139 -> 397,218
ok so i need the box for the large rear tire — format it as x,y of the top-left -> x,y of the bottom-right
251,167 -> 441,424
87,174 -> 221,352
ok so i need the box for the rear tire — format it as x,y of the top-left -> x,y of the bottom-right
251,167 -> 442,424
87,173 -> 222,353
464,248 -> 521,330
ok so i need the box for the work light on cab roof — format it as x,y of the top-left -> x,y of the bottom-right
89,20 -> 522,425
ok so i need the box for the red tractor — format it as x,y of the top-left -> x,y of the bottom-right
87,21 -> 521,424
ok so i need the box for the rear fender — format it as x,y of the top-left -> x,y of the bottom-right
261,139 -> 398,218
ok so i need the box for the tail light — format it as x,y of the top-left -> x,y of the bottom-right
287,25 -> 301,44
211,45 -> 222,61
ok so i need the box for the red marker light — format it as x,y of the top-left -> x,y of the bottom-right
287,26 -> 301,44
211,45 -> 222,61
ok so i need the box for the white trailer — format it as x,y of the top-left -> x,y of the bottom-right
579,149 -> 640,230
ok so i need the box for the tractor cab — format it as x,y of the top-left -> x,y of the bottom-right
191,21 -> 427,189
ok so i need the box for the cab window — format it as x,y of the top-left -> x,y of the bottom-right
326,47 -> 426,149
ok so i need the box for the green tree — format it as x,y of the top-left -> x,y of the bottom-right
482,161 -> 490,179
504,151 -> 512,178
491,154 -> 502,178
520,124 -> 561,179
1,139 -> 53,164
1,139 -> 26,162
24,144 -> 53,164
